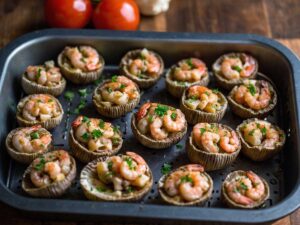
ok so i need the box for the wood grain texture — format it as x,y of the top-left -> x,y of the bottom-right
0,0 -> 300,224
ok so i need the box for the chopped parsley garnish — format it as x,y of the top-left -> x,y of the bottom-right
120,84 -> 126,89
91,129 -> 103,139
113,125 -> 120,133
64,91 -> 75,101
81,132 -> 90,141
111,75 -> 118,82
240,182 -> 249,190
212,88 -> 219,94
200,128 -> 206,135
30,132 -> 40,140
99,119 -> 105,129
34,157 -> 46,171
180,175 -> 193,184
48,99 -> 53,102
125,186 -> 134,193
248,83 -> 256,96
36,68 -> 42,79
190,95 -> 198,101
261,127 -> 267,135
186,58 -> 194,69
154,105 -> 169,117
73,99 -> 86,114
94,78 -> 103,86
171,112 -> 177,120
204,91 -> 210,96
82,116 -> 90,123
232,65 -> 242,73
249,129 -> 255,136
161,163 -> 172,175
107,161 -> 113,171
107,87 -> 113,93
176,144 -> 183,149
112,137 -> 120,145
148,115 -> 154,123
125,157 -> 135,170
78,88 -> 88,98
96,186 -> 107,192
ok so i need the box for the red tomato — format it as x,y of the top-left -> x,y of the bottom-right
44,0 -> 92,28
92,0 -> 140,31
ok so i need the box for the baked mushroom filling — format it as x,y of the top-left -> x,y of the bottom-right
241,120 -> 284,148
25,61 -> 62,87
63,46 -> 101,72
224,171 -> 266,206
97,75 -> 139,106
30,150 -> 72,188
136,103 -> 186,140
96,152 -> 150,194
192,123 -> 240,153
214,53 -> 256,80
184,86 -> 225,113
126,48 -> 161,79
171,58 -> 207,85
72,116 -> 122,152
232,80 -> 272,111
163,164 -> 210,202
12,125 -> 51,154
21,94 -> 61,122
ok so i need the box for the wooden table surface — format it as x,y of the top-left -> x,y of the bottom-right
0,0 -> 300,224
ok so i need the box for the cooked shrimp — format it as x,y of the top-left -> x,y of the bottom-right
163,109 -> 185,132
64,46 -> 100,71
137,117 -> 149,134
201,131 -> 220,153
173,58 -> 206,82
262,127 -> 279,147
240,54 -> 256,78
245,171 -> 265,201
120,152 -> 147,181
136,102 -> 151,121
226,180 -> 254,206
12,126 -> 51,153
219,131 -> 240,153
149,117 -> 168,140
221,57 -> 243,80
179,173 -> 204,201
234,85 -> 248,104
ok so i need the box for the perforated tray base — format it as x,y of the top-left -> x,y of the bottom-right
7,67 -> 283,208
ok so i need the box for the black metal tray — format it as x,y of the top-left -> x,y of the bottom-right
0,29 -> 300,224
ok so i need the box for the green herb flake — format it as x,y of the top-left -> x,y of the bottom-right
180,175 -> 193,184
154,105 -> 169,117
99,119 -> 105,129
34,158 -> 46,171
107,87 -> 113,93
200,128 -> 206,135
96,186 -> 107,192
107,161 -> 113,171
125,157 -> 134,170
82,116 -> 90,123
261,127 -> 267,135
120,84 -> 126,89
113,125 -> 120,133
248,83 -> 256,96
148,115 -> 154,123
30,132 -> 40,140
161,163 -> 172,175
171,112 -> 177,120
125,186 -> 134,193
94,78 -> 103,86
48,99 -> 54,103
232,65 -> 242,73
212,88 -> 219,94
36,68 -> 42,79
240,182 -> 249,191
186,58 -> 194,69
78,88 -> 88,98
81,132 -> 90,141
112,137 -> 120,145
111,75 -> 118,82
249,129 -> 255,136
64,91 -> 75,101
91,129 -> 103,139
176,144 -> 183,149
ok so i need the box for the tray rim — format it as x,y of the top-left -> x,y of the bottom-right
0,28 -> 300,224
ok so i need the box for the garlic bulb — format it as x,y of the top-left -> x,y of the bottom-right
135,0 -> 171,16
